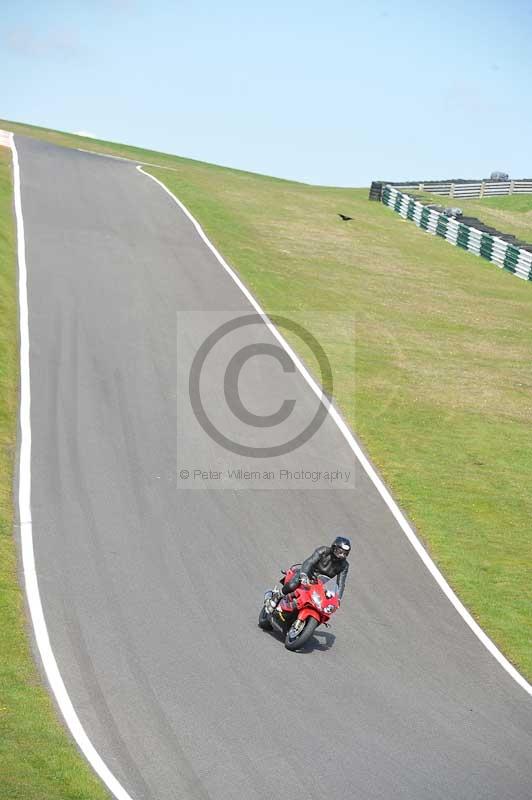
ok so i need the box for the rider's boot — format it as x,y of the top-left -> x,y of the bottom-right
266,585 -> 283,612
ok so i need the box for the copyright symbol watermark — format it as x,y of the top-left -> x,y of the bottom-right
185,313 -> 333,459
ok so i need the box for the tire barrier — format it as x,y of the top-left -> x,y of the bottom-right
381,185 -> 532,282
369,181 -> 384,201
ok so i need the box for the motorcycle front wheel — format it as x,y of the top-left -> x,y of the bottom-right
284,616 -> 319,651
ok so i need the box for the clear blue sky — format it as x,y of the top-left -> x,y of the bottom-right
1,0 -> 531,186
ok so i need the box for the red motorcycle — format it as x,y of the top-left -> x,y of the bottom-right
259,565 -> 340,651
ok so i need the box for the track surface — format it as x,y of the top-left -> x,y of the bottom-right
17,135 -> 531,799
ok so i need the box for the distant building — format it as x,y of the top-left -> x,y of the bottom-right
490,171 -> 509,181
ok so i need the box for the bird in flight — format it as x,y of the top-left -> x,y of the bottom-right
338,213 -> 353,221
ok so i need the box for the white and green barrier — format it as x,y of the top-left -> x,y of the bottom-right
381,185 -> 532,282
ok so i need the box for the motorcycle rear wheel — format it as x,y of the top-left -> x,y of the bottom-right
284,616 -> 319,651
258,606 -> 273,630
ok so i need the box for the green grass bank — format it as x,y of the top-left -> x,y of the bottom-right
0,118 -> 530,691
0,146 -> 110,798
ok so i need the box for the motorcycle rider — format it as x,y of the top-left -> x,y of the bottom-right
267,536 -> 351,611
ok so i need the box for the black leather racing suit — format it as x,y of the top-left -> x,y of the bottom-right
282,546 -> 349,599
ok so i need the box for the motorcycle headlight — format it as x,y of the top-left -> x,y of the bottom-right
324,604 -> 336,614
311,591 -> 322,609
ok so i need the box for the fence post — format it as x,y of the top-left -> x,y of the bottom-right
510,180 -> 515,195
479,181 -> 485,198
450,183 -> 455,198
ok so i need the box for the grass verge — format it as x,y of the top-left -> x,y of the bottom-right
0,119 -> 530,687
0,146 -> 110,798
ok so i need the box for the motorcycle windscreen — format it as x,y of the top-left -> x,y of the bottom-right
315,574 -> 339,598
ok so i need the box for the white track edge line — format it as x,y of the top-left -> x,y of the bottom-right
11,134 -> 136,799
77,147 -> 180,173
77,147 -> 136,162
137,164 -> 532,698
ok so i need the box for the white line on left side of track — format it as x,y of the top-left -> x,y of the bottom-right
10,131 -> 136,800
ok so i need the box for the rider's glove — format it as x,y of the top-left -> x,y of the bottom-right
299,573 -> 310,585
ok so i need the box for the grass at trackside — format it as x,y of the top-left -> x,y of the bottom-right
413,190 -> 532,244
0,148 -> 110,798
0,120 -> 531,689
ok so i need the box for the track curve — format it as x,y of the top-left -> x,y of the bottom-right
16,135 -> 532,800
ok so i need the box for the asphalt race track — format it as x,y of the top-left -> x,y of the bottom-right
16,135 -> 532,799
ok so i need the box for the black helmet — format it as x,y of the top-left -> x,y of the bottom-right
331,536 -> 351,559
